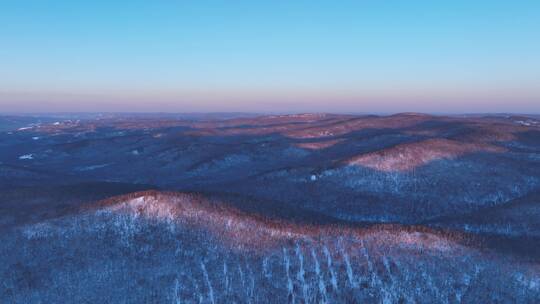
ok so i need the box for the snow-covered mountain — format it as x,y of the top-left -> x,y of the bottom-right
1,113 -> 540,303
2,191 -> 539,303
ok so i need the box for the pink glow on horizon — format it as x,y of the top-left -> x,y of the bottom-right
1,88 -> 539,113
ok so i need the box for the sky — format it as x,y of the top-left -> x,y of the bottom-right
1,1 -> 539,113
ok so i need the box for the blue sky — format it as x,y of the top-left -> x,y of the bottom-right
1,1 -> 539,113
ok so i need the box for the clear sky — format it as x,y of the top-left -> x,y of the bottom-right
1,1 -> 539,113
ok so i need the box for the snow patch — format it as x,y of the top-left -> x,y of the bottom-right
515,120 -> 538,126
75,163 -> 111,171
18,154 -> 34,160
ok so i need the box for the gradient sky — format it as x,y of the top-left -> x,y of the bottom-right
1,1 -> 539,113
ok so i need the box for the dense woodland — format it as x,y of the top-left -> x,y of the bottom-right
1,113 -> 539,303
